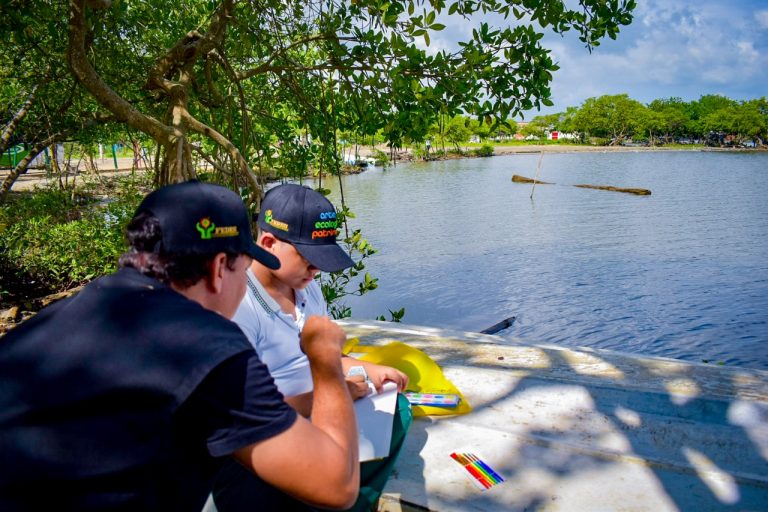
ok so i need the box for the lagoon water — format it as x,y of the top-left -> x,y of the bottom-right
313,150 -> 768,370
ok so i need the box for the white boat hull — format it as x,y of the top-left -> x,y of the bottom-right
339,320 -> 768,512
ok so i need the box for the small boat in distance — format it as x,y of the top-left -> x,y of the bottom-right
344,156 -> 377,168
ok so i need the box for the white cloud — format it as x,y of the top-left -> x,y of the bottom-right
756,10 -> 768,28
414,35 -> 453,56
399,0 -> 768,115
541,0 -> 768,112
736,41 -> 760,63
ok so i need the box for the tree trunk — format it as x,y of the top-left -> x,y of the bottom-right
68,0 -> 178,183
0,135 -> 58,201
67,0 -> 263,198
0,83 -> 41,156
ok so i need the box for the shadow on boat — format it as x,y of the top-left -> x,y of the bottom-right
342,320 -> 768,512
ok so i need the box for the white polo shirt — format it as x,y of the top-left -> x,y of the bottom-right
231,269 -> 327,397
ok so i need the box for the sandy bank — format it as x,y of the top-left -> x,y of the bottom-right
490,144 -> 698,155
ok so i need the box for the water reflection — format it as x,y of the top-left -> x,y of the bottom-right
314,151 -> 768,369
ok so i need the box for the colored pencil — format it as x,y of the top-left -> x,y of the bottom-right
465,457 -> 498,484
458,452 -> 499,485
465,453 -> 504,484
450,452 -> 499,489
463,462 -> 493,488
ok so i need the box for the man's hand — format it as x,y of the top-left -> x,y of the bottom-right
300,316 -> 346,368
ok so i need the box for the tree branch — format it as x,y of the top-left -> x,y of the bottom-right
236,35 -> 356,80
182,112 -> 263,206
67,0 -> 173,143
190,144 -> 231,176
146,0 -> 234,93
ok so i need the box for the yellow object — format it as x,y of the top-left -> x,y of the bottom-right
343,338 -> 472,416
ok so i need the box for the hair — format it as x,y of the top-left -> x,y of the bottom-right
118,212 -> 238,289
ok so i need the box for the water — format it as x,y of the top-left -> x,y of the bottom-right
311,150 -> 768,370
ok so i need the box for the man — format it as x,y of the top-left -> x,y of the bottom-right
0,180 -> 359,511
213,183 -> 411,512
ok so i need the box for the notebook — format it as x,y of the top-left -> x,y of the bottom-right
354,381 -> 398,462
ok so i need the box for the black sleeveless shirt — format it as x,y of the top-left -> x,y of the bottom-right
0,268 -> 295,511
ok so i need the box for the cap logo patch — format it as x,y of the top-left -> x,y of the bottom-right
197,217 -> 216,239
212,226 -> 239,238
264,209 -> 289,232
197,217 -> 240,239
312,210 -> 339,239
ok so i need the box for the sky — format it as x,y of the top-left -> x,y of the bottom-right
425,0 -> 768,118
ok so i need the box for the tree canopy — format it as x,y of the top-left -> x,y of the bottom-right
1,0 -> 637,201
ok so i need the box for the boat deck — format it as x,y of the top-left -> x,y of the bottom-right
338,320 -> 768,512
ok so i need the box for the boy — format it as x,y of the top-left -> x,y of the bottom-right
213,183 -> 412,511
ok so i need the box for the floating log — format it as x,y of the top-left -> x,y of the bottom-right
511,174 -> 553,184
574,184 -> 652,195
479,316 -> 516,335
512,174 -> 651,195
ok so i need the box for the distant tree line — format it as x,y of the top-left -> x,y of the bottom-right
346,94 -> 767,155
521,94 -> 767,147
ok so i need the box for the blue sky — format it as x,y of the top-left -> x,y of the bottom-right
425,0 -> 768,117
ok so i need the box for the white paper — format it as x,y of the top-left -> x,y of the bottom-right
355,381 -> 398,462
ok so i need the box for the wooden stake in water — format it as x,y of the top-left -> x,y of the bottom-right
530,152 -> 544,199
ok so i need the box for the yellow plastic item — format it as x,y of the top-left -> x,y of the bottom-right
343,338 -> 472,416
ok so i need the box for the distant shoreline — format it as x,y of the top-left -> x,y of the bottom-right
3,144 -> 762,192
489,144 -> 764,155
492,144 -> 695,155
358,143 -> 763,160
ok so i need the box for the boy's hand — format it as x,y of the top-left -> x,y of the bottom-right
341,358 -> 410,394
345,375 -> 372,399
366,363 -> 409,393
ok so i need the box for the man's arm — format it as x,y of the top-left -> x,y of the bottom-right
283,392 -> 314,417
233,316 -> 359,509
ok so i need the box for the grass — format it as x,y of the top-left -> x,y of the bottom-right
1,148 -> 30,167
1,145 -> 136,169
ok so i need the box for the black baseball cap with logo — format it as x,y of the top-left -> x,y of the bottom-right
134,180 -> 280,269
257,184 -> 354,272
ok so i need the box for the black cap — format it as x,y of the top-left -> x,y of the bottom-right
258,184 -> 354,272
134,180 -> 280,269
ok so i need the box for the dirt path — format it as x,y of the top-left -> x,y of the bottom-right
1,157 -> 148,192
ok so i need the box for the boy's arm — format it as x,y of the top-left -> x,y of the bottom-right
341,356 -> 409,393
233,316 -> 359,509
